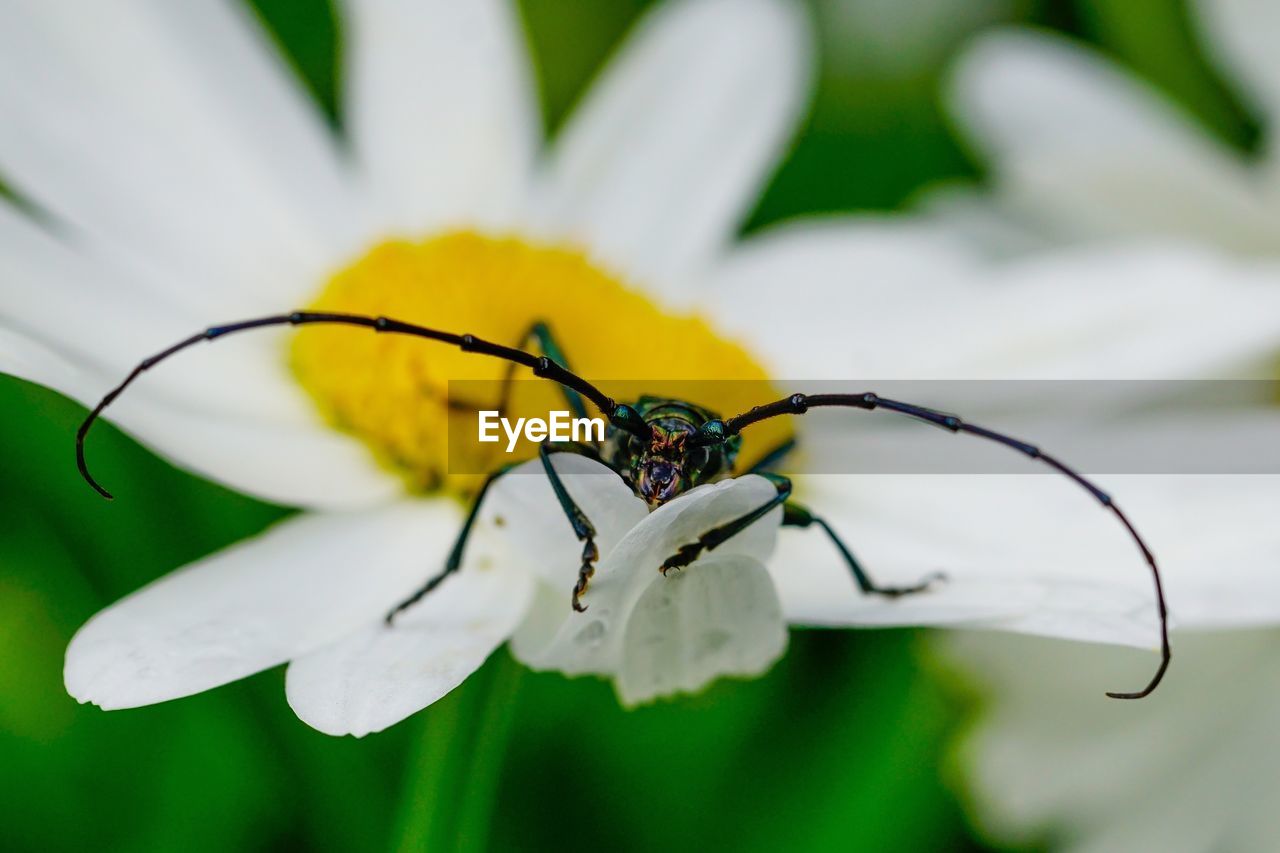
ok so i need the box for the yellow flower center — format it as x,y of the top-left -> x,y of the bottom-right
290,231 -> 790,494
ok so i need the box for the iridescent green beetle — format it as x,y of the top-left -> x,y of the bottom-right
76,310 -> 1170,700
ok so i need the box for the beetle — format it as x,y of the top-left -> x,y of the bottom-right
75,310 -> 1170,699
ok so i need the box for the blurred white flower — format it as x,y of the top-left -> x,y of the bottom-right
493,456 -> 788,708
944,629 -> 1280,853
939,3 -> 1280,849
946,0 -> 1280,254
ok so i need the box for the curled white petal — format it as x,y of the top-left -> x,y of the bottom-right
511,474 -> 782,679
617,554 -> 785,706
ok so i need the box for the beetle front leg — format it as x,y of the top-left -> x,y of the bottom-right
659,474 -> 792,574
539,441 -> 603,611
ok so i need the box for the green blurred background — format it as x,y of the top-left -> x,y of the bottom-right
0,1 -> 1255,850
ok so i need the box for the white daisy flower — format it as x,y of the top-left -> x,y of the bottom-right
6,0 -> 1277,739
931,4 -> 1280,849
0,0 -> 819,736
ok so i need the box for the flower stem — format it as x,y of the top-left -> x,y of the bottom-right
389,651 -> 524,853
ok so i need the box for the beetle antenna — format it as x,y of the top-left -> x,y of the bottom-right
704,391 -> 1171,700
75,311 -> 647,499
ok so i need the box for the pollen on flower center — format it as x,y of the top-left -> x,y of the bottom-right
290,231 -> 791,494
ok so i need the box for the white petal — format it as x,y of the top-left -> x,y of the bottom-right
535,0 -> 810,297
285,561 -> 533,737
617,554 -> 785,706
977,581 -> 1162,649
0,0 -> 368,314
710,230 -> 1280,381
950,30 -> 1280,249
947,248 -> 1280,378
0,203 -> 399,509
0,326 -> 398,510
702,217 -> 984,378
787,473 -> 1280,648
511,475 -> 782,676
340,0 -> 538,234
1193,0 -> 1280,134
0,200 -> 324,425
779,478 -> 1160,650
65,501 -> 459,710
99,404 -> 401,510
771,526 -> 1049,628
